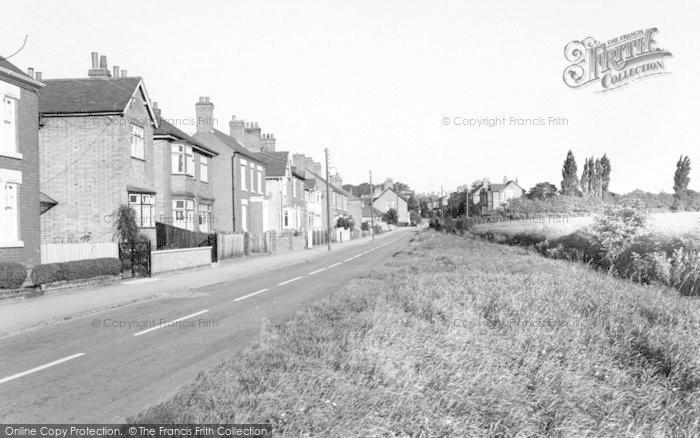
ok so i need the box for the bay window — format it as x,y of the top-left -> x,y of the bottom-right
198,204 -> 212,232
128,192 -> 155,227
171,144 -> 194,176
173,199 -> 195,231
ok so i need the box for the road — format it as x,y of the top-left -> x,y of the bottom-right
0,230 -> 414,423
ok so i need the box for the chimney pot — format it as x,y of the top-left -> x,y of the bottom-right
121,69 -> 127,77
113,66 -> 120,78
27,67 -> 34,78
35,72 -> 42,81
91,52 -> 99,68
99,55 -> 108,69
204,96 -> 210,103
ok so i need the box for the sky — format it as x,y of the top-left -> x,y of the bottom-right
2,0 -> 699,195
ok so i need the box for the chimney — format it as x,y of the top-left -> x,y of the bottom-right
27,67 -> 34,78
121,69 -> 127,78
195,96 -> 215,133
229,116 -> 246,144
292,154 -> 307,175
503,176 -> 507,184
152,101 -> 161,119
312,162 -> 323,176
243,121 -> 262,151
35,72 -> 42,81
482,177 -> 489,187
260,132 -> 276,152
112,66 -> 120,78
88,52 -> 111,78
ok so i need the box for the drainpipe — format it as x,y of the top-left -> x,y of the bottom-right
232,152 -> 237,232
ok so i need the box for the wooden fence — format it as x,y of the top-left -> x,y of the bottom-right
41,242 -> 118,264
217,232 -> 245,260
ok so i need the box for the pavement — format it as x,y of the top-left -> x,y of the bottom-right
0,230 -> 405,339
0,228 -> 416,422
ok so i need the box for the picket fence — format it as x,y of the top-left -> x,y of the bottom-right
40,242 -> 118,264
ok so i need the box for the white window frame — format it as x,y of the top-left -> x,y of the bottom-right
172,199 -> 195,231
1,93 -> 20,159
200,156 -> 208,183
128,192 -> 155,228
130,124 -> 145,160
240,159 -> 248,191
250,166 -> 255,193
257,165 -> 263,194
0,169 -> 22,247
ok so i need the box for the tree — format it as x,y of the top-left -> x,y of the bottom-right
419,200 -> 430,218
407,195 -> 419,212
561,150 -> 580,196
592,158 -> 603,198
673,155 -> 692,210
382,208 -> 398,225
527,182 -> 558,201
336,216 -> 355,230
600,154 -> 611,195
580,158 -> 592,195
410,210 -> 422,225
113,205 -> 139,243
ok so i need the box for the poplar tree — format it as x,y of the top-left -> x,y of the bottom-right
561,150 -> 579,196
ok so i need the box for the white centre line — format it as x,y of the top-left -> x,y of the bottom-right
344,257 -> 354,262
134,309 -> 209,337
234,288 -> 269,302
308,268 -> 325,275
278,276 -> 303,286
0,353 -> 85,385
328,262 -> 342,268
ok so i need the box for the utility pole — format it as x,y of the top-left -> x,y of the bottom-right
325,148 -> 332,251
369,170 -> 375,241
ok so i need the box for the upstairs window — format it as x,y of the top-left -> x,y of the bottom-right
257,168 -> 263,194
0,181 -> 19,245
171,145 -> 194,176
200,156 -> 208,182
130,124 -> 145,159
240,159 -> 248,191
250,166 -> 255,193
1,96 -> 17,155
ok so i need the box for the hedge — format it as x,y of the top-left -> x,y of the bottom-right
31,257 -> 122,286
0,262 -> 27,289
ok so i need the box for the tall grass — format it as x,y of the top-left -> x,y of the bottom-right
131,232 -> 700,436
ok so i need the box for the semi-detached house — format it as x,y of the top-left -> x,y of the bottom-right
192,97 -> 268,233
38,53 -> 159,245
0,58 -> 44,267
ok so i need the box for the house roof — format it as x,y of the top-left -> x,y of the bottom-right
306,170 -> 349,196
154,116 -> 217,157
210,129 -> 262,162
251,151 -> 289,177
373,187 -> 409,203
0,57 -> 44,89
39,77 -> 153,117
361,205 -> 383,217
303,178 -> 317,190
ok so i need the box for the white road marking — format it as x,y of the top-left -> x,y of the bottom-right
133,310 -> 209,336
278,276 -> 303,286
308,268 -> 325,275
328,262 -> 342,268
122,277 -> 161,285
234,288 -> 269,302
0,353 -> 85,385
344,257 -> 354,262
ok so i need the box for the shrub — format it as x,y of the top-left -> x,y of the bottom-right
361,221 -> 370,232
593,203 -> 648,269
31,258 -> 121,286
0,262 -> 27,289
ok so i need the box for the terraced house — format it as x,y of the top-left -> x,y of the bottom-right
253,151 -> 306,233
39,53 -> 159,244
152,103 -> 218,232
0,59 -> 44,266
192,98 -> 268,233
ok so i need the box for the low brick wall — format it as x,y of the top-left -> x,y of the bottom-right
151,246 -> 212,274
271,233 -> 306,254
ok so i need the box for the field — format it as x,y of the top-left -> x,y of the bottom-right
132,231 -> 700,437
470,211 -> 700,239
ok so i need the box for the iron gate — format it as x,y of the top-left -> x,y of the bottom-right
119,241 -> 151,278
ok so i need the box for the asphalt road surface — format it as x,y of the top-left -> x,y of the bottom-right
0,230 -> 415,423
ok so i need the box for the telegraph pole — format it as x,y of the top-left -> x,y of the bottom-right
325,148 -> 332,251
369,170 -> 375,241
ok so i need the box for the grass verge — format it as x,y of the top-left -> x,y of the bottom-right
131,231 -> 700,437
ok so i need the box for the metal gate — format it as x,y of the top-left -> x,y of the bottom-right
119,241 -> 151,278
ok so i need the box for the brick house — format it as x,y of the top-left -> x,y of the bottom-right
192,97 -> 268,233
303,178 -> 323,230
252,151 -> 306,233
370,187 -> 409,225
292,153 -> 350,228
471,177 -> 525,214
39,53 -> 159,244
0,59 -> 44,266
152,102 -> 218,232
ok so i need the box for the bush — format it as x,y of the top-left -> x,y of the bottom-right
31,258 -> 121,286
0,262 -> 27,289
361,221 -> 370,232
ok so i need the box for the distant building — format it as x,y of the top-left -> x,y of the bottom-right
471,177 -> 525,214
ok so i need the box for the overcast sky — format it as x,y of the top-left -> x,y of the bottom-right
3,0 -> 699,194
